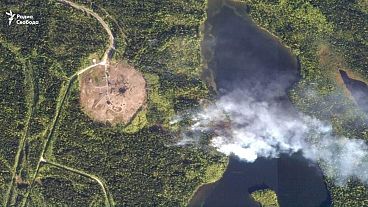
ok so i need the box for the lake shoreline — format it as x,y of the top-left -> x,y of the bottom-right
189,0 -> 332,206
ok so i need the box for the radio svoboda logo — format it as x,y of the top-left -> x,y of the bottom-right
5,10 -> 39,26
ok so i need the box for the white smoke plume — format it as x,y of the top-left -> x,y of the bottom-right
182,89 -> 368,185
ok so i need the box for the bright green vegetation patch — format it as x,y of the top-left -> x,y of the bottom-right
202,162 -> 227,183
251,189 -> 279,207
185,161 -> 227,186
236,0 -> 367,205
122,108 -> 148,134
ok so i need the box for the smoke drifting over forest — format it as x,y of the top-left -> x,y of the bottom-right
175,4 -> 368,187
180,88 -> 368,185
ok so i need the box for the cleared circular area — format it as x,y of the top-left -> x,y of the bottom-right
79,62 -> 146,125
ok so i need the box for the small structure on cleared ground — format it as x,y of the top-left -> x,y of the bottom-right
79,62 -> 146,125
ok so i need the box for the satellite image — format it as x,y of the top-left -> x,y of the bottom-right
0,0 -> 367,206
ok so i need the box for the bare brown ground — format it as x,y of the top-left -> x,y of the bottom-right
80,62 -> 146,125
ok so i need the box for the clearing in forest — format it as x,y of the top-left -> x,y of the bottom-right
79,62 -> 146,125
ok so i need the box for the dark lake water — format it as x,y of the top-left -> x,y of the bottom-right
190,1 -> 331,207
339,70 -> 368,113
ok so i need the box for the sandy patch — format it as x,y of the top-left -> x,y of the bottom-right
79,62 -> 146,125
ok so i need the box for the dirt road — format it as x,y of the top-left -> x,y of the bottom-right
15,1 -> 117,206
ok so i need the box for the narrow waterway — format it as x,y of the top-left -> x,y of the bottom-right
339,70 -> 368,113
190,1 -> 331,207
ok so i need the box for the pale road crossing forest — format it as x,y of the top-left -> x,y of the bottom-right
0,0 -> 367,207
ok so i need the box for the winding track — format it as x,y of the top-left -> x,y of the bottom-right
42,159 -> 113,207
57,0 -> 115,64
60,0 -> 117,109
3,0 -> 117,206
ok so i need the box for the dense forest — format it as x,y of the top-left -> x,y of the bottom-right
0,0 -> 228,206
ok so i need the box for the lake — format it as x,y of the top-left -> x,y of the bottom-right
190,1 -> 331,207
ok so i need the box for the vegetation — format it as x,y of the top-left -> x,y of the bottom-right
53,84 -> 226,205
233,0 -> 368,206
0,0 -> 227,206
0,0 -> 110,204
251,189 -> 280,207
0,41 -> 28,204
1,0 -> 366,206
29,165 -> 105,207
